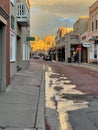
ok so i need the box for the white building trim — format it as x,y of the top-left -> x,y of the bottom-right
10,31 -> 16,62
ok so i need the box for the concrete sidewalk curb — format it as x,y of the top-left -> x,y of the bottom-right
36,66 -> 46,130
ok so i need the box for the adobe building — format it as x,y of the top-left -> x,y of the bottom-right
0,0 -> 10,91
64,16 -> 89,63
55,16 -> 89,63
55,27 -> 73,62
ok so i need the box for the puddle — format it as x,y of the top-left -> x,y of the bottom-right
54,86 -> 64,91
49,74 -> 60,78
60,93 -> 98,102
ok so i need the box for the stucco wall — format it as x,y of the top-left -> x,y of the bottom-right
0,0 -> 10,86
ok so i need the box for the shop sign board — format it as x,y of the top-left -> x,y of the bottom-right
26,37 -> 35,41
83,42 -> 91,47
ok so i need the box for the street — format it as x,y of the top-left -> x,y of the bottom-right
1,0 -> 98,130
33,59 -> 98,130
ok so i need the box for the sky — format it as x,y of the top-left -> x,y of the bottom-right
29,0 -> 96,38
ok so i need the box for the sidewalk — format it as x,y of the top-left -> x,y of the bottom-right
0,62 -> 45,130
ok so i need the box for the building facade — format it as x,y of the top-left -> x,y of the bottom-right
80,31 -> 90,63
73,16 -> 89,34
0,0 -> 10,91
87,0 -> 98,63
10,0 -> 30,78
55,17 -> 88,63
71,16 -> 89,63
55,27 -> 73,62
65,32 -> 80,63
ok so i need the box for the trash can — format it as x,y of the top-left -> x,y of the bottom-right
68,57 -> 72,63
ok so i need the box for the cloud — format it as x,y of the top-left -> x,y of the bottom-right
30,0 -> 96,18
29,0 -> 96,37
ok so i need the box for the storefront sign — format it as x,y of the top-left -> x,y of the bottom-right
26,37 -> 35,41
83,42 -> 91,47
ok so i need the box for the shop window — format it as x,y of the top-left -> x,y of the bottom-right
92,16 -> 95,31
95,13 -> 98,30
10,33 -> 16,62
23,44 -> 26,60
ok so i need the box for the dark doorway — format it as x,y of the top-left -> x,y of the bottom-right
81,47 -> 88,63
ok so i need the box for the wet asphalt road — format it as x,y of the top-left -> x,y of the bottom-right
32,59 -> 98,130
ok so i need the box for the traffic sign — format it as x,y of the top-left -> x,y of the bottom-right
76,46 -> 82,51
26,37 -> 35,41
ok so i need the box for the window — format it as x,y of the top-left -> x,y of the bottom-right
70,35 -> 78,39
92,16 -> 94,31
23,44 -> 26,60
27,46 -> 30,60
11,15 -> 15,30
22,5 -> 24,15
95,13 -> 98,30
23,44 -> 30,60
10,33 -> 16,61
26,44 -> 29,60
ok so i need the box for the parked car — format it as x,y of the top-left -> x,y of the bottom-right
44,55 -> 52,61
33,55 -> 40,59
